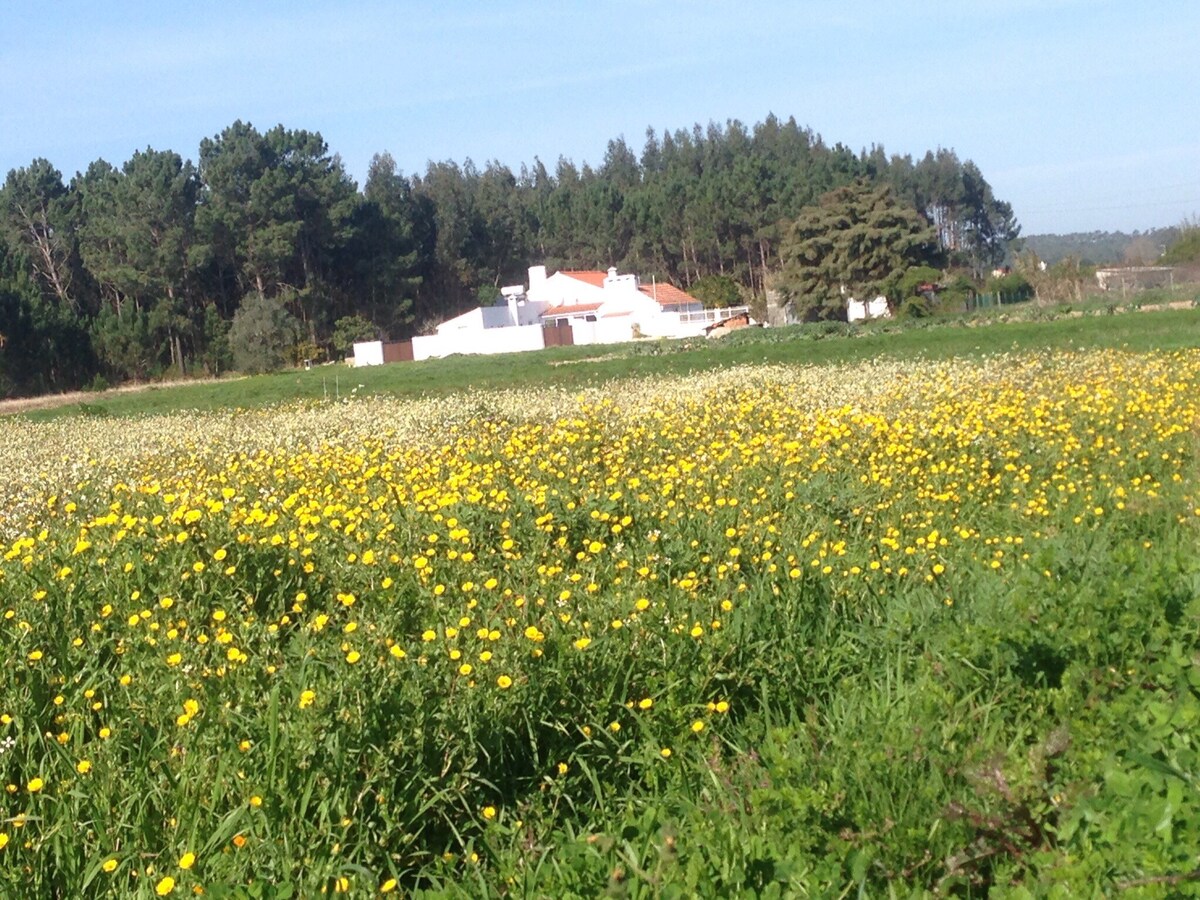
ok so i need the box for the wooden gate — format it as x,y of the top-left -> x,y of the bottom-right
381,341 -> 414,363
542,322 -> 574,348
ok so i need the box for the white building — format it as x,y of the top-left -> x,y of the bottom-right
392,265 -> 749,362
847,295 -> 891,323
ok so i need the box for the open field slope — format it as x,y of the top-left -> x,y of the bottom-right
1,325 -> 1200,895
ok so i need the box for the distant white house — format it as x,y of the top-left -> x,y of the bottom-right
1095,266 -> 1175,293
358,265 -> 750,363
847,295 -> 891,323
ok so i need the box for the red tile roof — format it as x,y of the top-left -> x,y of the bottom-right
540,302 -> 603,317
640,282 -> 700,308
558,270 -> 607,287
554,269 -> 701,308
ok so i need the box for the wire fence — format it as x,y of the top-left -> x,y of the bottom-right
966,287 -> 1034,310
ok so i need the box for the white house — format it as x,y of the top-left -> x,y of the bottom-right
529,266 -> 719,341
396,265 -> 749,361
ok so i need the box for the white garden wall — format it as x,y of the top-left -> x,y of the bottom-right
570,318 -> 633,346
412,324 -> 546,361
352,340 -> 384,367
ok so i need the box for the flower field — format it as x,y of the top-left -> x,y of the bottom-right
2,349 -> 1199,897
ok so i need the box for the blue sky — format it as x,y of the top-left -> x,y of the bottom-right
2,0 -> 1196,235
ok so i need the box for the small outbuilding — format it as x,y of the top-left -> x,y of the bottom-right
705,310 -> 756,337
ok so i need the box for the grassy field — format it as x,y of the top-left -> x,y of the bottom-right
11,303 -> 1200,423
1,311 -> 1199,896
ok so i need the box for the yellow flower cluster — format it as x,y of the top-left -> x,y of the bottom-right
0,348 -> 1196,892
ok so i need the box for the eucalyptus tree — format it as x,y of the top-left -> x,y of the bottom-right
0,229 -> 95,393
0,159 -> 79,310
958,160 -> 1020,272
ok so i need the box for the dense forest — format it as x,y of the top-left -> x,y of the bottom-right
0,114 -> 1020,397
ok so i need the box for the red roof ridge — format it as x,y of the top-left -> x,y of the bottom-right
547,269 -> 701,307
541,301 -> 603,317
557,270 -> 608,287
639,282 -> 700,307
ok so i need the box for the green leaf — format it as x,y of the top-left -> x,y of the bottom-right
1127,752 -> 1192,784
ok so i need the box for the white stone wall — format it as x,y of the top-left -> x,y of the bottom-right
352,340 -> 384,367
412,324 -> 546,361
570,317 -> 633,345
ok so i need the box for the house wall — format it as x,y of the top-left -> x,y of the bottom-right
867,296 -> 890,318
529,272 -> 607,308
518,300 -> 550,325
599,291 -> 655,320
436,307 -> 485,334
848,296 -> 890,322
506,294 -> 550,326
603,269 -> 641,293
352,340 -> 384,367
636,311 -> 702,338
764,289 -> 797,326
481,306 -> 515,328
571,317 -> 633,345
636,306 -> 750,339
437,305 -> 519,334
412,324 -> 545,361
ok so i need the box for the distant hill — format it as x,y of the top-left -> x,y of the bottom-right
1022,228 -> 1180,267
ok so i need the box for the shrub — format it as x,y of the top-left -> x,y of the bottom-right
331,315 -> 380,358
897,296 -> 932,319
228,292 -> 301,375
689,275 -> 742,308
895,265 -> 943,302
987,271 -> 1034,304
1161,220 -> 1200,265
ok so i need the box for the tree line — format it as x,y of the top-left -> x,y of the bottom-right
1022,227 -> 1183,268
0,114 -> 1018,397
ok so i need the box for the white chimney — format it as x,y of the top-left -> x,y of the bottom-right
528,265 -> 547,288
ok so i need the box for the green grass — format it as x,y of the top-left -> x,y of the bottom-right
3,341 -> 1200,895
16,306 -> 1200,423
